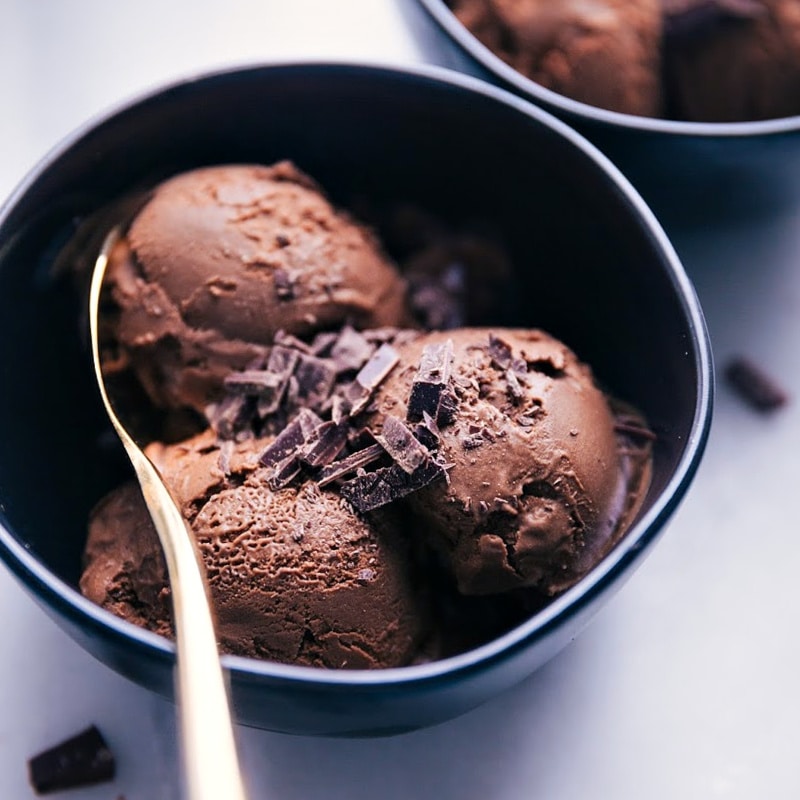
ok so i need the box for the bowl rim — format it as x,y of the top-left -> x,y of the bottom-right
416,0 -> 800,137
0,59 -> 713,691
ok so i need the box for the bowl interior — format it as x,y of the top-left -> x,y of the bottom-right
0,64 -> 709,732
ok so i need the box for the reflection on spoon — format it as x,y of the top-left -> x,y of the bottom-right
89,227 -> 248,800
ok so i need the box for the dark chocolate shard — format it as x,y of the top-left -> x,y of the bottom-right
259,408 -> 323,468
273,268 -> 295,300
725,356 -> 789,413
407,339 -> 454,422
413,411 -> 441,451
310,330 -> 339,357
436,387 -> 458,426
28,725 -> 115,795
487,333 -> 512,370
505,368 -> 524,403
207,393 -> 251,440
274,329 -> 313,354
293,352 -> 337,411
267,454 -> 303,490
255,345 -> 300,416
217,439 -> 234,475
345,343 -> 400,416
317,443 -> 386,487
330,325 -> 376,373
223,369 -> 282,396
375,415 -> 431,474
663,0 -> 764,43
340,458 -> 445,513
301,421 -> 350,468
462,434 -> 485,450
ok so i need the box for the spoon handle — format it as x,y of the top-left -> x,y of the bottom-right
89,234 -> 247,800
132,450 -> 248,800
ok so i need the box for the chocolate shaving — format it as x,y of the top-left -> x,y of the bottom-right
330,325 -> 376,373
293,352 -> 337,411
28,725 -> 115,795
217,439 -> 234,475
345,343 -> 400,416
301,421 -> 350,468
273,268 -> 295,300
505,368 -> 524,403
725,356 -> 789,413
208,393 -> 251,440
340,458 -> 445,513
407,339 -> 455,423
317,443 -> 386,487
274,330 -> 313,354
375,415 -> 431,474
267,454 -> 303,490
487,333 -> 512,369
259,408 -> 323,467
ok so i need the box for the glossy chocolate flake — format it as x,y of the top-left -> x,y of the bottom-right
28,725 -> 115,795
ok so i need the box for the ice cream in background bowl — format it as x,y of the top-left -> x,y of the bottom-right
415,0 -> 800,225
0,63 -> 711,736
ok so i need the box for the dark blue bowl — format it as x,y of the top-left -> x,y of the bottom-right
0,63 -> 712,736
415,0 -> 800,227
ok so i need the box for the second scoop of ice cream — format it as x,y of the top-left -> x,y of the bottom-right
372,328 -> 649,595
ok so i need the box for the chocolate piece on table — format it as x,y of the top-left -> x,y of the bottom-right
28,725 -> 115,795
725,356 -> 789,412
487,333 -> 512,370
406,339 -> 454,422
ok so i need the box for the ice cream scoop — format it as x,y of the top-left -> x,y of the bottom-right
371,328 -> 653,595
105,162 -> 410,413
89,230 -> 247,800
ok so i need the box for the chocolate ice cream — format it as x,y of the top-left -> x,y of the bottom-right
447,0 -> 800,121
80,162 -> 655,670
81,429 -> 427,669
105,162 -> 409,412
447,0 -> 664,116
370,329 -> 652,595
663,0 -> 800,121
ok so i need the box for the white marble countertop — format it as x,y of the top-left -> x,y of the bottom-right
1,1 -> 799,798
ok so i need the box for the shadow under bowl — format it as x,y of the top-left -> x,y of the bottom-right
415,0 -> 800,229
0,62 -> 712,736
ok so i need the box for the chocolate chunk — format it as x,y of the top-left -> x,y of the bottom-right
413,411 -> 441,451
259,408 -> 323,468
725,356 -> 789,412
317,443 -> 386,487
28,725 -> 115,795
273,268 -> 295,300
345,343 -> 400,416
330,325 -> 376,373
309,331 -> 340,357
223,369 -> 282,396
301,421 -> 350,468
293,352 -> 337,411
407,339 -> 454,422
267,454 -> 303,490
207,393 -> 251,440
255,346 -> 300,416
664,0 -> 764,43
273,329 -> 313,354
375,416 -> 431,474
340,458 -> 445,513
505,368 -> 524,403
487,334 -> 512,370
462,434 -> 485,450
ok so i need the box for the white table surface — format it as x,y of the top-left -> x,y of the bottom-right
1,2 -> 799,798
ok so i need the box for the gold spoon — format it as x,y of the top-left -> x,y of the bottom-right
89,228 -> 248,800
